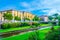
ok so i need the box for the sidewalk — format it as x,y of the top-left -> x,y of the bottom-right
0,26 -> 51,38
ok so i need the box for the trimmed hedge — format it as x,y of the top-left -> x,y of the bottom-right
32,22 -> 40,26
1,23 -> 10,29
1,22 -> 21,29
1,22 -> 40,29
20,22 -> 30,27
1,22 -> 30,29
32,22 -> 40,28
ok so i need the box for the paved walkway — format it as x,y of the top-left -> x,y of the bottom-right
18,26 -> 52,36
0,26 -> 52,38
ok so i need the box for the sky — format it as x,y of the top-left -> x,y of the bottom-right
0,0 -> 60,16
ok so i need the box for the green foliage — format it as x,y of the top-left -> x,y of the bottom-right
48,13 -> 59,21
3,12 -> 13,20
20,22 -> 30,27
1,22 -> 40,29
1,23 -> 10,29
10,22 -> 21,28
58,16 -> 60,20
33,16 -> 40,21
58,16 -> 60,26
45,27 -> 60,40
28,31 -> 40,40
48,13 -> 59,26
48,16 -> 53,20
32,22 -> 40,27
1,22 -> 21,29
53,13 -> 59,19
24,17 -> 30,21
1,22 -> 32,29
14,16 -> 21,21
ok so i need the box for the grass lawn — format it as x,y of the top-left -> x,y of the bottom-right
0,24 -> 51,33
2,26 -> 60,40
38,26 -> 59,40
39,24 -> 51,26
0,26 -> 31,33
2,32 -> 32,40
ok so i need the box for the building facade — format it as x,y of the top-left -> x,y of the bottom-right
0,10 -> 35,22
40,15 -> 49,22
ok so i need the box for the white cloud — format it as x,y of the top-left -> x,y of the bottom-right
20,2 -> 30,8
42,9 -> 60,16
19,0 -> 60,15
48,9 -> 57,15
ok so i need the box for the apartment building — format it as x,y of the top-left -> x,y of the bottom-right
40,15 -> 49,22
0,10 -> 35,22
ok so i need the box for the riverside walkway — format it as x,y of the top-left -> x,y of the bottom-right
0,26 -> 51,38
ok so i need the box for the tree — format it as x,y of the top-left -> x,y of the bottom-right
52,13 -> 60,26
48,13 -> 58,21
52,13 -> 58,19
58,16 -> 60,20
33,16 -> 40,21
58,15 -> 60,26
48,13 -> 59,26
48,16 -> 53,21
28,30 -> 40,40
24,17 -> 30,21
48,13 -> 59,21
45,28 -> 60,40
3,12 -> 13,20
14,16 -> 21,21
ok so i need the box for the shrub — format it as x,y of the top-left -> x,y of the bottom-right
1,23 -> 10,29
28,30 -> 40,40
40,22 -> 49,24
58,21 -> 60,26
52,22 -> 56,26
45,28 -> 60,40
11,22 -> 21,28
1,22 -> 21,29
20,22 -> 30,27
32,22 -> 40,27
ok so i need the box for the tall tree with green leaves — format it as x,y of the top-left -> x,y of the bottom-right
48,13 -> 59,21
14,16 -> 21,21
33,16 -> 40,21
52,13 -> 59,26
48,16 -> 53,21
58,15 -> 60,26
3,12 -> 13,20
53,13 -> 59,19
24,17 -> 30,21
45,28 -> 60,40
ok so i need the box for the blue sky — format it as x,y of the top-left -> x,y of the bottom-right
0,0 -> 60,16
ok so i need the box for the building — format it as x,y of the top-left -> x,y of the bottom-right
0,10 -> 35,22
40,15 -> 49,22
